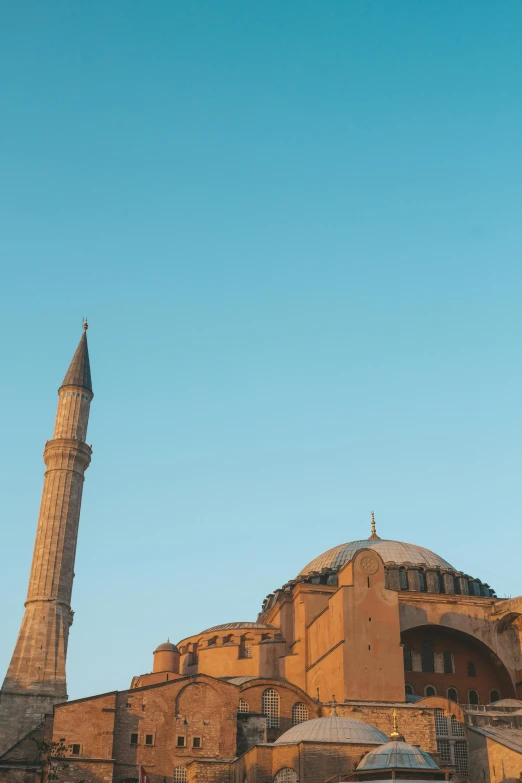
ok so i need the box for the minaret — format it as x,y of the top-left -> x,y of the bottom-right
0,325 -> 93,740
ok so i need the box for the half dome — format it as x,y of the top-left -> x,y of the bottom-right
357,740 -> 440,771
298,539 -> 454,577
274,716 -> 387,745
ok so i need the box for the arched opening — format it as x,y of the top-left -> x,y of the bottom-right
447,687 -> 459,703
468,689 -> 480,705
489,689 -> 500,703
262,688 -> 280,728
174,768 -> 187,783
291,702 -> 308,726
274,769 -> 298,783
405,684 -> 414,697
401,624 -> 515,703
425,685 -> 437,697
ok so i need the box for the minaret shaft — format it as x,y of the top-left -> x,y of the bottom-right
0,329 -> 93,740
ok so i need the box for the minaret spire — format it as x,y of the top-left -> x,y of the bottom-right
0,327 -> 94,740
369,510 -> 380,540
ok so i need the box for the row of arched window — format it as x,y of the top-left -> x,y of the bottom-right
405,683 -> 500,704
237,689 -> 309,728
387,568 -> 492,597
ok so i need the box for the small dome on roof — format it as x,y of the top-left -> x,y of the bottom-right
274,716 -> 387,745
154,640 -> 179,653
357,740 -> 440,771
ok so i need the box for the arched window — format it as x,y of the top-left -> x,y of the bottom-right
384,570 -> 389,589
291,703 -> 308,726
274,769 -> 298,783
468,689 -> 479,705
240,636 -> 253,659
174,768 -> 187,783
421,640 -> 435,673
490,689 -> 500,704
403,646 -> 413,672
399,569 -> 409,590
262,688 -> 280,728
418,571 -> 427,592
443,650 -> 453,674
405,684 -> 414,696
238,698 -> 249,713
207,636 -> 218,647
425,685 -> 437,697
467,660 -> 476,677
447,687 -> 459,703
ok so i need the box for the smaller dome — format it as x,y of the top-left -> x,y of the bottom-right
275,716 -> 387,745
490,698 -> 522,708
154,641 -> 179,653
357,740 -> 440,771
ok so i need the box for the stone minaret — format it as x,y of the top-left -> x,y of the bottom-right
0,325 -> 93,741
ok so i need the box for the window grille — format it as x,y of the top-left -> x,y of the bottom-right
468,689 -> 479,705
490,689 -> 500,704
399,569 -> 409,590
467,660 -> 476,677
292,703 -> 308,726
450,716 -> 465,737
434,709 -> 449,737
454,741 -> 469,775
274,769 -> 298,783
447,688 -> 458,703
425,685 -> 436,697
174,767 -> 187,783
443,650 -> 453,674
238,699 -> 249,714
262,688 -> 280,728
437,739 -> 451,765
421,640 -> 435,673
403,646 -> 413,672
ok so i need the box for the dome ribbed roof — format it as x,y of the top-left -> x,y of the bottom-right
200,622 -> 276,634
154,641 -> 179,653
274,717 -> 387,745
357,740 -> 440,771
298,539 -> 454,577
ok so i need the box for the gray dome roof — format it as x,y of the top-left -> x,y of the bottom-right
298,539 -> 454,577
491,698 -> 522,707
200,622 -> 276,633
274,716 -> 387,745
357,740 -> 440,771
154,641 -> 179,653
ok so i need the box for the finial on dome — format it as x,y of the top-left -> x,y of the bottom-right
389,709 -> 405,741
369,511 -> 380,540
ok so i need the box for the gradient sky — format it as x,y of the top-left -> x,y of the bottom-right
1,1 -> 521,701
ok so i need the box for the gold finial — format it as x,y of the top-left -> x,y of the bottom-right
389,708 -> 403,740
82,317 -> 88,332
369,511 -> 379,540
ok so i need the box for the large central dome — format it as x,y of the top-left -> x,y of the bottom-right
298,538 -> 454,577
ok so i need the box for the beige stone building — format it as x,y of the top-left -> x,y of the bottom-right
0,331 -> 521,783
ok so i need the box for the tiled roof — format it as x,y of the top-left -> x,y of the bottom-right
274,716 -> 387,745
298,539 -> 454,576
61,331 -> 92,392
468,726 -> 522,754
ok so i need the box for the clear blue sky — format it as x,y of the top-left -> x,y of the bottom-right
1,1 -> 521,700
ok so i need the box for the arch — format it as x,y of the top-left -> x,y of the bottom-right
447,687 -> 459,703
292,702 -> 308,726
262,688 -> 280,728
174,767 -> 187,783
489,689 -> 501,703
405,684 -> 414,696
425,685 -> 437,697
468,689 -> 480,705
238,698 -> 249,713
274,769 -> 298,783
207,635 -> 218,646
175,680 -> 223,717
